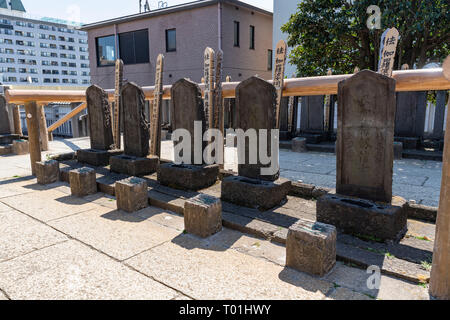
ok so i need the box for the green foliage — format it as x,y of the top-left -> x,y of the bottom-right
282,0 -> 450,76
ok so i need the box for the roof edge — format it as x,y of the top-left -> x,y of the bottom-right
81,0 -> 272,31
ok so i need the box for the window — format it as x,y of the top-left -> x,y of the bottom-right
267,49 -> 273,71
234,21 -> 240,47
119,29 -> 149,65
249,25 -> 255,49
96,35 -> 116,67
165,29 -> 176,52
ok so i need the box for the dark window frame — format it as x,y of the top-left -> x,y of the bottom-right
165,28 -> 177,52
118,29 -> 150,65
95,34 -> 116,67
249,25 -> 255,50
267,49 -> 273,71
234,21 -> 240,47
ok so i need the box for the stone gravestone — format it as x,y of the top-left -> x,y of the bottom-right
77,85 -> 122,166
110,82 -> 159,176
299,95 -> 325,143
0,95 -> 11,135
394,91 -> 427,149
157,78 -> 219,190
221,77 -> 291,210
432,91 -> 448,141
317,70 -> 407,241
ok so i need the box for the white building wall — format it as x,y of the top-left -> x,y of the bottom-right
272,0 -> 299,77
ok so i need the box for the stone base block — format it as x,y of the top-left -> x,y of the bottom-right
158,163 -> 219,191
184,194 -> 222,238
35,160 -> 59,185
12,140 -> 29,155
292,137 -> 307,153
69,167 -> 97,197
0,144 -> 12,155
395,137 -> 418,150
394,141 -> 403,160
299,133 -> 323,144
0,134 -> 20,145
286,219 -> 337,277
77,149 -> 123,167
221,176 -> 291,210
116,177 -> 149,213
316,193 -> 408,241
110,154 -> 159,176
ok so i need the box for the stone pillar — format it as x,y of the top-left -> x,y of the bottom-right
300,95 -> 325,143
429,96 -> 450,299
86,85 -> 114,150
432,91 -> 448,140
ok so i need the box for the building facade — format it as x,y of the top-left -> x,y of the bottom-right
0,0 -> 90,87
82,0 -> 273,89
272,0 -> 298,77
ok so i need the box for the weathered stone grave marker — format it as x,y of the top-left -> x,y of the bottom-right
317,70 -> 407,241
110,82 -> 159,176
77,85 -> 122,166
0,95 -> 12,135
157,78 -> 219,190
299,95 -> 325,143
221,76 -> 291,210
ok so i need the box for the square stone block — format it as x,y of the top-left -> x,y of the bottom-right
35,160 -> 60,185
0,134 -> 20,145
395,137 -> 418,150
77,149 -> 123,167
157,163 -> 219,191
0,144 -> 12,155
316,193 -> 408,241
12,139 -> 29,155
110,154 -> 159,176
292,137 -> 307,153
116,177 -> 149,213
221,176 -> 291,210
69,167 -> 97,197
286,219 -> 337,277
184,194 -> 222,238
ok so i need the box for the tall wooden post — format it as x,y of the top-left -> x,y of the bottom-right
214,50 -> 224,168
150,54 -> 164,158
37,103 -> 49,151
12,104 -> 22,135
378,28 -> 399,77
24,101 -> 41,175
274,40 -> 287,129
204,47 -> 215,130
430,55 -> 450,300
113,59 -> 124,149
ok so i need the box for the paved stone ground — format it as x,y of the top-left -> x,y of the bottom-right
0,137 -> 442,207
0,137 -> 434,300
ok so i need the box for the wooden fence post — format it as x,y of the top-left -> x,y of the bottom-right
37,103 -> 49,151
24,101 -> 41,175
12,104 -> 22,135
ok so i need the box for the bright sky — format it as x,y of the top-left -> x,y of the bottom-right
21,0 -> 273,24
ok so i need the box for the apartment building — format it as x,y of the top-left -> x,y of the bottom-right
82,0 -> 273,89
0,0 -> 90,87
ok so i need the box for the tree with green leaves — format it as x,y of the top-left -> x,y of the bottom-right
281,0 -> 449,76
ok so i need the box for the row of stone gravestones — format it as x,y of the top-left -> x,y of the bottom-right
292,89 -> 448,149
79,70 -> 408,242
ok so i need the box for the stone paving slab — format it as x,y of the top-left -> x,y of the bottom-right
0,240 -> 179,300
48,204 -> 182,261
0,209 -> 68,262
1,188 -> 98,222
126,233 -> 333,300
